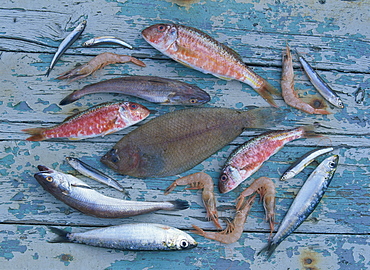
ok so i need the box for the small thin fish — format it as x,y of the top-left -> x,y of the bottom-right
297,53 -> 344,108
259,155 -> 339,258
49,223 -> 197,251
22,101 -> 150,141
46,20 -> 86,76
34,165 -> 189,218
65,157 -> 128,195
280,147 -> 334,181
83,36 -> 133,49
354,87 -> 365,104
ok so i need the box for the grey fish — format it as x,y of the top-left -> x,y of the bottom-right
46,20 -> 87,76
280,147 -> 334,181
259,154 -> 339,258
34,165 -> 189,218
65,157 -> 128,195
49,223 -> 197,251
59,76 -> 210,106
83,36 -> 133,49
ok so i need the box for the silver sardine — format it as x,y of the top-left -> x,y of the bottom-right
298,54 -> 344,108
65,157 -> 128,195
259,155 -> 339,258
83,36 -> 133,49
49,223 -> 197,251
34,165 -> 189,218
46,20 -> 87,76
280,147 -> 334,181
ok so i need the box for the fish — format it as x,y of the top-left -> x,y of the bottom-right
59,75 -> 210,106
65,157 -> 128,195
101,107 -> 285,178
142,24 -> 280,107
219,125 -> 318,193
259,154 -> 339,258
22,101 -> 150,141
34,165 -> 189,218
49,223 -> 197,251
46,20 -> 86,76
281,45 -> 330,114
280,147 -> 334,181
297,53 -> 344,108
82,36 -> 133,49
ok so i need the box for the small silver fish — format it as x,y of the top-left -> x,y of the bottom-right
298,53 -> 344,108
34,165 -> 189,218
83,36 -> 133,49
65,157 -> 128,195
280,147 -> 334,181
46,20 -> 87,76
49,223 -> 197,251
259,154 -> 339,258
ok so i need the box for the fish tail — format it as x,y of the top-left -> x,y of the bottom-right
255,81 -> 281,108
48,227 -> 71,243
59,92 -> 79,105
22,127 -> 46,141
258,240 -> 278,259
301,124 -> 321,138
169,199 -> 190,210
245,107 -> 286,129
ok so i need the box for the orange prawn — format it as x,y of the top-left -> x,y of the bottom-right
56,52 -> 146,82
236,177 -> 276,237
281,45 -> 330,114
164,172 -> 221,229
191,195 -> 256,244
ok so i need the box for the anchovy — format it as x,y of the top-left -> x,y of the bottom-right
83,36 -> 133,49
259,154 -> 339,258
65,157 -> 128,195
49,223 -> 197,251
280,147 -> 334,181
46,20 -> 87,76
34,165 -> 189,218
297,53 -> 344,108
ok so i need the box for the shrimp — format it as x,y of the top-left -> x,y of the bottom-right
56,52 -> 146,82
236,177 -> 276,237
165,172 -> 221,229
281,44 -> 330,115
191,195 -> 256,244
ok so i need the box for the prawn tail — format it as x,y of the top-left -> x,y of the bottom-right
130,57 -> 146,67
22,127 -> 46,141
255,80 -> 281,108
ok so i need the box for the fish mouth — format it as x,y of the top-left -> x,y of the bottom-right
37,165 -> 52,172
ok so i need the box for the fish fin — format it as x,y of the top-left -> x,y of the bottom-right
214,74 -> 233,81
258,240 -> 278,259
22,128 -> 46,141
244,107 -> 286,129
169,199 -> 190,210
255,81 -> 281,107
71,183 -> 92,189
68,137 -> 84,141
176,59 -> 196,70
48,227 -> 71,243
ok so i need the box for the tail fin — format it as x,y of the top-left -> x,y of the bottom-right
256,81 -> 281,108
302,124 -> 321,139
258,240 -> 278,259
48,227 -> 71,243
22,127 -> 46,141
245,107 -> 286,129
169,199 -> 189,210
59,92 -> 79,105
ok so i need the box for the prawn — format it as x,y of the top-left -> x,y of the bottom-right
164,172 -> 221,229
191,195 -> 256,244
56,52 -> 146,82
281,44 -> 330,114
236,177 -> 276,238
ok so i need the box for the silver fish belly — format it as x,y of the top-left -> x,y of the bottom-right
259,154 -> 339,258
49,223 -> 197,251
83,36 -> 133,49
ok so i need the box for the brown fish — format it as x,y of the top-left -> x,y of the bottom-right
142,24 -> 280,107
101,107 -> 284,178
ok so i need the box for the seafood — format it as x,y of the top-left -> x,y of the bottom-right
49,223 -> 197,251
22,101 -> 149,141
165,172 -> 221,229
191,195 -> 256,244
219,125 -> 318,193
34,165 -> 189,218
298,53 -> 344,108
56,52 -> 146,82
46,20 -> 87,76
259,155 -> 339,258
142,24 -> 280,107
101,107 -> 284,178
236,177 -> 276,236
280,147 -> 334,181
59,76 -> 210,106
281,45 -> 330,114
65,157 -> 128,195
83,36 -> 133,49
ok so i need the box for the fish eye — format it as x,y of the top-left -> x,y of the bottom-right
329,161 -> 337,168
46,176 -> 53,182
130,104 -> 138,110
180,239 -> 189,249
157,25 -> 166,32
108,149 -> 120,163
220,174 -> 228,182
189,98 -> 198,103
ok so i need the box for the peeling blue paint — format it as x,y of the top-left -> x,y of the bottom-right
43,104 -> 62,113
0,239 -> 27,260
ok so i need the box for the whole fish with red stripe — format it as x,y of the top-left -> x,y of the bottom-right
219,126 -> 318,193
22,101 -> 150,141
142,24 -> 280,107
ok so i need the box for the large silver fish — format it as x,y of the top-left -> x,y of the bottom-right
34,165 -> 188,218
49,223 -> 197,251
259,155 -> 339,258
